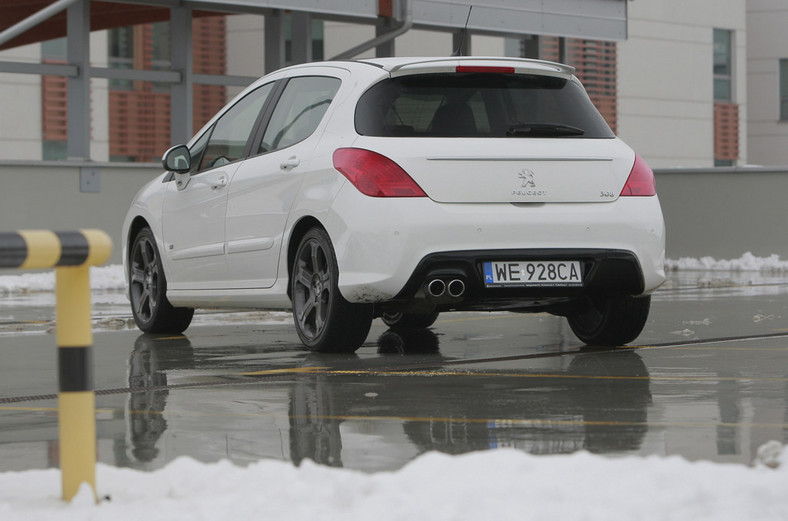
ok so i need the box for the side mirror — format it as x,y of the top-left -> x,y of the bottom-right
162,144 -> 191,191
162,144 -> 191,173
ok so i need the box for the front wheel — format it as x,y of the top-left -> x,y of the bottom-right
567,295 -> 651,346
129,227 -> 194,334
291,227 -> 373,353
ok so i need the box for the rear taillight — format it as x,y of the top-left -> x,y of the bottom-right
620,154 -> 656,197
333,148 -> 427,197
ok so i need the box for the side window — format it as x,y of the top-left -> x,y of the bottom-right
259,76 -> 341,154
197,82 -> 274,172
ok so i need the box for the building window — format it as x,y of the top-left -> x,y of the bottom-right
780,59 -> 788,121
106,17 -> 227,162
536,36 -> 618,133
713,28 -> 732,102
284,15 -> 324,64
713,28 -> 737,166
41,38 -> 68,161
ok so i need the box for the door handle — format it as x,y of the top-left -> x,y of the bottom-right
211,175 -> 228,190
280,156 -> 300,170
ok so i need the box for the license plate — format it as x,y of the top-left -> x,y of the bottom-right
483,261 -> 583,287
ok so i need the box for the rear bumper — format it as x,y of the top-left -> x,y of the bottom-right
386,248 -> 646,313
326,183 -> 666,304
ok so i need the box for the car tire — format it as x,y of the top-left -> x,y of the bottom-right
291,227 -> 373,353
567,295 -> 650,346
381,311 -> 440,330
129,227 -> 194,334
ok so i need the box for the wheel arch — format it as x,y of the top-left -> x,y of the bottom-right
127,216 -> 151,258
286,216 -> 325,299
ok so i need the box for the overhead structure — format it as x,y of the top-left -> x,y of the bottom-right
0,0 -> 627,161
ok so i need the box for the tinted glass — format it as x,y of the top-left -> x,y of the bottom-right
198,82 -> 274,171
780,59 -> 788,120
260,76 -> 341,153
355,73 -> 614,138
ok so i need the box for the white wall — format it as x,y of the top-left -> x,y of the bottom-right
747,0 -> 788,166
0,44 -> 43,161
0,32 -> 109,162
617,1 -> 747,168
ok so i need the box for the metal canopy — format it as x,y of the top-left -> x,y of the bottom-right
411,0 -> 627,41
1,0 -> 627,50
0,0 -> 627,162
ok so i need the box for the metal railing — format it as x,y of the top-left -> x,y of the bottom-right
0,229 -> 112,502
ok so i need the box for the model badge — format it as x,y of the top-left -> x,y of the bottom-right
513,169 -> 547,196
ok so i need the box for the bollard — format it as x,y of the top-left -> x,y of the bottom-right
0,229 -> 112,502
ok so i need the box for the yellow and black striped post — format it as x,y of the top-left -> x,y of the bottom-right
0,230 -> 112,502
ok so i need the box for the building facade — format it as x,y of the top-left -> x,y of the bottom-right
747,0 -> 788,165
0,1 -> 761,169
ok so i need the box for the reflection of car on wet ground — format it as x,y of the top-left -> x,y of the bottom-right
122,333 -> 650,468
122,56 -> 666,353
289,337 -> 652,466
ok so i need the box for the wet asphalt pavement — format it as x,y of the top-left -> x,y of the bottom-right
1,270 -> 787,473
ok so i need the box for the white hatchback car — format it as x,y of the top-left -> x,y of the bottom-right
123,56 -> 665,352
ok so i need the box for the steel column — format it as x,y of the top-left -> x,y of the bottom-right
265,10 -> 286,73
291,11 -> 312,64
170,6 -> 193,146
66,0 -> 90,160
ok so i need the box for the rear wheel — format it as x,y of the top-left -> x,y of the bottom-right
381,311 -> 440,330
129,227 -> 194,334
567,295 -> 650,346
291,227 -> 373,353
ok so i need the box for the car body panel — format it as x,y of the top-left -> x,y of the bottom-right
121,56 -> 666,321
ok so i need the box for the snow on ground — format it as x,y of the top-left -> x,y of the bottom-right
0,265 -> 125,295
2,256 -> 788,519
1,447 -> 787,521
1,252 -> 787,296
665,252 -> 788,272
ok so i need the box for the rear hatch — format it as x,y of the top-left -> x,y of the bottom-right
351,137 -> 633,203
352,59 -> 634,203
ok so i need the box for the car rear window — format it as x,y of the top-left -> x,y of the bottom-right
355,73 -> 614,138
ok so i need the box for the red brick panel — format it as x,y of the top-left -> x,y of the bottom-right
541,37 -> 618,133
193,16 -> 227,132
109,90 -> 170,162
714,102 -> 739,161
41,66 -> 68,141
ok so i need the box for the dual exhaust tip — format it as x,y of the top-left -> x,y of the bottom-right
426,278 -> 466,299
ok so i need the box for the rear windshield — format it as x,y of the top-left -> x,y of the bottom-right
355,73 -> 614,138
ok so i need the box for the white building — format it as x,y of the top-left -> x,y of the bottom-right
0,0 -> 770,169
747,0 -> 788,165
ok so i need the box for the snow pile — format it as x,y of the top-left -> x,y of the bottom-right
2,253 -> 788,296
665,252 -> 788,272
1,448 -> 786,521
0,265 -> 125,295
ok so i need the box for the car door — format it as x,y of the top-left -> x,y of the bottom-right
162,83 -> 274,290
225,75 -> 343,288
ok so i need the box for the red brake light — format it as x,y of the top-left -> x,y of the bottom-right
620,154 -> 656,197
333,148 -> 427,198
456,66 -> 515,74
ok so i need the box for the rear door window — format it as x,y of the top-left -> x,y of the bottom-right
259,76 -> 341,153
355,73 -> 614,138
